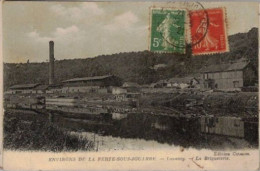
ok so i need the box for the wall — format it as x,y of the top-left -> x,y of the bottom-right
50,86 -> 109,94
68,86 -> 98,93
201,70 -> 244,89
4,90 -> 16,94
63,80 -> 104,87
114,94 -> 127,101
141,88 -> 178,93
111,87 -> 127,95
63,76 -> 122,88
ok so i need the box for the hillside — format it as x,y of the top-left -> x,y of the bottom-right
4,28 -> 258,89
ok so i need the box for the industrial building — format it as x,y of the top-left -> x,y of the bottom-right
61,75 -> 122,93
62,75 -> 122,87
6,75 -> 123,95
200,58 -> 256,89
6,40 -> 123,95
8,84 -> 40,94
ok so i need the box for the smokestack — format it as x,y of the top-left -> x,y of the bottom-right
49,41 -> 55,85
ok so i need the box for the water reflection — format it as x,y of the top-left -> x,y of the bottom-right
4,102 -> 259,149
201,116 -> 244,138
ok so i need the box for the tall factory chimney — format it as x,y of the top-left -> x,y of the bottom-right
49,41 -> 55,85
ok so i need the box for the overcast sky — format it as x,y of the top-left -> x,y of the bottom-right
3,1 -> 258,63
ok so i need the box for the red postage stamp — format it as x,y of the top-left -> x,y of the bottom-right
190,8 -> 229,55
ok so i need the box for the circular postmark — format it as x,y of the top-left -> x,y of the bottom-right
154,2 -> 209,50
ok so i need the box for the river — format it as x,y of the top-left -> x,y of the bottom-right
4,102 -> 259,151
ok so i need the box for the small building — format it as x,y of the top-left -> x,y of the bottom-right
152,80 -> 168,88
34,85 -> 49,94
8,83 -> 40,94
59,86 -> 107,94
46,84 -> 63,94
67,86 -> 99,93
112,113 -> 128,120
122,82 -> 140,92
166,77 -> 199,89
122,82 -> 140,88
110,87 -> 127,95
4,90 -> 16,95
200,58 -> 255,89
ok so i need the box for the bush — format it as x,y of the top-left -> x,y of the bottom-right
4,111 -> 94,151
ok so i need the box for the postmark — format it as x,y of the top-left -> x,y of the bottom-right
190,8 -> 229,55
169,2 -> 209,48
149,8 -> 186,54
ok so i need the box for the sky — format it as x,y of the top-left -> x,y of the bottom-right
3,1 -> 259,63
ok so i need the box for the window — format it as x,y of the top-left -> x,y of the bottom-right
233,81 -> 239,88
219,72 -> 223,78
204,73 -> 208,79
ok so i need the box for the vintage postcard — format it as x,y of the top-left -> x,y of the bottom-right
1,1 -> 259,170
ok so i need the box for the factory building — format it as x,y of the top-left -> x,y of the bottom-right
60,75 -> 122,94
62,75 -> 122,87
5,40 -> 124,95
200,58 -> 256,89
6,84 -> 51,95
8,84 -> 40,94
6,75 -> 123,95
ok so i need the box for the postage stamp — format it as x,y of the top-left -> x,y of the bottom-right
190,8 -> 229,55
149,8 -> 186,54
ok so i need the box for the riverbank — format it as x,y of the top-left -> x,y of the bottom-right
4,110 -> 94,151
139,91 -> 258,117
4,107 -> 258,151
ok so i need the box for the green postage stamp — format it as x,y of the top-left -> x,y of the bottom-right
149,8 -> 186,54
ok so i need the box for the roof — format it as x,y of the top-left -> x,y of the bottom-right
201,59 -> 249,73
167,77 -> 194,84
201,64 -> 230,73
34,85 -> 49,90
227,61 -> 249,71
9,83 -> 40,90
62,75 -> 114,83
122,82 -> 140,87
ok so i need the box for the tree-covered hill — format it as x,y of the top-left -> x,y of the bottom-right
4,28 -> 258,89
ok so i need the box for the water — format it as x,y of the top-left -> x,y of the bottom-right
4,102 -> 258,150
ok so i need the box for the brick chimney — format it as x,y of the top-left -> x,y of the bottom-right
49,41 -> 55,85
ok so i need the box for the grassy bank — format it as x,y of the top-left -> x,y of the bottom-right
4,110 -> 94,151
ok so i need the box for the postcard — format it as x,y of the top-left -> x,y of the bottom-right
1,1 -> 259,170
